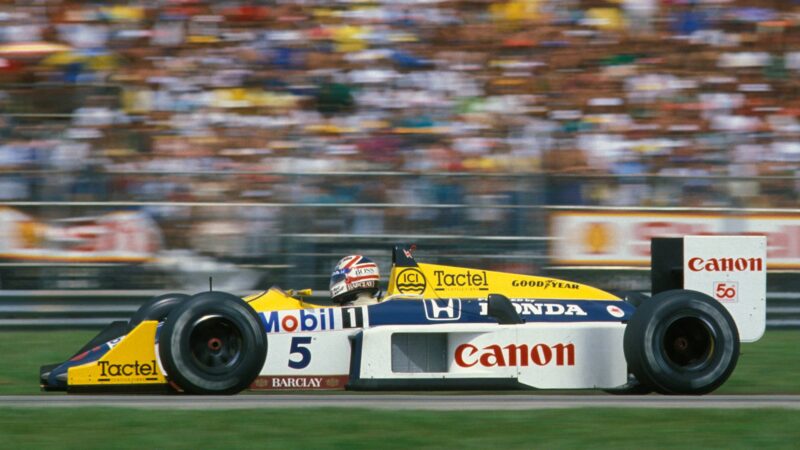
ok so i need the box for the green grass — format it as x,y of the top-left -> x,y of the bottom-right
0,329 -> 96,394
718,330 -> 800,394
0,407 -> 798,449
1,330 -> 798,448
1,329 -> 799,395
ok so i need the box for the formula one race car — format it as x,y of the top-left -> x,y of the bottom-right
40,235 -> 766,395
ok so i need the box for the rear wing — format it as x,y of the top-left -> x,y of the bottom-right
392,245 -> 418,267
652,236 -> 767,342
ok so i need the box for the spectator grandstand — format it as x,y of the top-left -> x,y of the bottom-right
0,0 -> 799,276
0,0 -> 797,206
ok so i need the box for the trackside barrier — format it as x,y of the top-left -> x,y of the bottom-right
0,202 -> 799,329
0,290 -> 797,329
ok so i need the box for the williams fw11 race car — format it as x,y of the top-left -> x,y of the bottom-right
41,236 -> 766,395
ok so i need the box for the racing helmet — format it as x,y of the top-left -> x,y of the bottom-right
329,255 -> 380,304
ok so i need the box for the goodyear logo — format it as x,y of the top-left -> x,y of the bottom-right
396,268 -> 426,294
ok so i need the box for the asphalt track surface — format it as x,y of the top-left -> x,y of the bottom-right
1,394 -> 799,410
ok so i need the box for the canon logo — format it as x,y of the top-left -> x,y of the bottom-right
687,257 -> 763,272
455,343 -> 575,368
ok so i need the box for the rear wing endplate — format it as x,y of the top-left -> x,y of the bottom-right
652,236 -> 767,342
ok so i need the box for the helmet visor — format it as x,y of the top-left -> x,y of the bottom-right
330,269 -> 348,289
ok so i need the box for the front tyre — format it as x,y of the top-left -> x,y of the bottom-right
623,289 -> 739,395
159,291 -> 267,395
129,293 -> 190,330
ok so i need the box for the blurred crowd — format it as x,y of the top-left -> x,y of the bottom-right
1,0 -> 800,218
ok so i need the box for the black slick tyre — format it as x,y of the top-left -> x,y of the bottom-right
623,289 -> 739,395
129,293 -> 190,330
159,291 -> 267,395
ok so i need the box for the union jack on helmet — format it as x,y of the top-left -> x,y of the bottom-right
329,255 -> 380,304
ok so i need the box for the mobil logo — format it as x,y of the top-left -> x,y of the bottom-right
424,298 -> 462,321
260,309 -> 336,333
455,342 -> 575,368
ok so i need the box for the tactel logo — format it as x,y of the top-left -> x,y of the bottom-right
396,268 -> 426,294
424,298 -> 462,321
98,360 -> 158,377
433,270 -> 488,291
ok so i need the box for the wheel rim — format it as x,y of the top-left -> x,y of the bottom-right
189,315 -> 244,375
661,315 -> 715,370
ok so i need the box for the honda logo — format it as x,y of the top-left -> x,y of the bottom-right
424,298 -> 462,321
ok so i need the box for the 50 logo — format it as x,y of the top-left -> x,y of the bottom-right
714,281 -> 738,303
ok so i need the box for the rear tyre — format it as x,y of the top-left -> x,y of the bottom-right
623,289 -> 739,395
159,291 -> 266,395
129,293 -> 190,330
